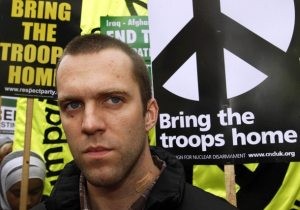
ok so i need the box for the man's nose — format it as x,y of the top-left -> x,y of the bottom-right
81,104 -> 106,135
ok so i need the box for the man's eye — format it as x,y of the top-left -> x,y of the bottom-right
65,102 -> 82,110
107,96 -> 122,105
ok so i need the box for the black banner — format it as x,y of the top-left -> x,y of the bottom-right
0,0 -> 82,98
149,0 -> 300,164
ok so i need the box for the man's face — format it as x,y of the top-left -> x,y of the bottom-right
6,178 -> 43,210
57,48 -> 157,187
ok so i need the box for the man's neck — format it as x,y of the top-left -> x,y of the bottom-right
87,155 -> 161,210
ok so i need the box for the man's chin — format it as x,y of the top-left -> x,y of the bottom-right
84,168 -> 122,188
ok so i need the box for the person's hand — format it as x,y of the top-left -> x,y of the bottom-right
0,142 -> 13,163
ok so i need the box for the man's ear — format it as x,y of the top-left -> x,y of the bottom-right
145,98 -> 159,131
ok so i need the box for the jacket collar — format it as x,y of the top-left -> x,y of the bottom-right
145,147 -> 186,209
47,147 -> 186,210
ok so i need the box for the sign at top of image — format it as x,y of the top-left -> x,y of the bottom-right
0,0 -> 82,99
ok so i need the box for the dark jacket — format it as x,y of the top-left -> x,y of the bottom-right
34,147 -> 237,210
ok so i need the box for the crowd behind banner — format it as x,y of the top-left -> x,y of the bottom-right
1,0 -> 300,209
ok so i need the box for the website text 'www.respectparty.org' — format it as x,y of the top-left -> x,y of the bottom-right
176,151 -> 296,160
4,86 -> 57,97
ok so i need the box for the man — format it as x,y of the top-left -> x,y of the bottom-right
38,34 -> 237,209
